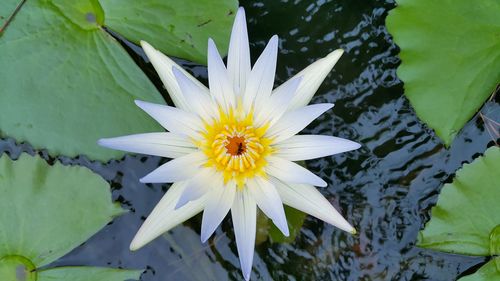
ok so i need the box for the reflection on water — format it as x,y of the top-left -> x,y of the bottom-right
1,0 -> 495,280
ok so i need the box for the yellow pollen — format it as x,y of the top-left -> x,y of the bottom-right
198,106 -> 272,188
226,136 -> 246,156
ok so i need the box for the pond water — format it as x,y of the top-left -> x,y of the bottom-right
1,0 -> 496,280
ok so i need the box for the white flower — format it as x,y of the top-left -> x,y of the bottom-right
99,7 -> 360,280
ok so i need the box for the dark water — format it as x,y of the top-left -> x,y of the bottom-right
1,0 -> 497,280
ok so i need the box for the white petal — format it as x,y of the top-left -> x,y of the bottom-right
141,41 -> 208,111
247,177 -> 289,236
227,7 -> 251,95
175,168 -> 218,209
266,103 -> 334,143
266,156 -> 327,187
231,188 -> 257,281
274,135 -> 361,161
275,49 -> 344,110
200,181 -> 236,242
254,76 -> 302,127
140,152 -> 206,183
135,100 -> 203,139
172,66 -> 218,119
98,133 -> 196,158
207,39 -> 235,110
270,178 -> 355,233
130,182 -> 206,250
243,35 -> 279,112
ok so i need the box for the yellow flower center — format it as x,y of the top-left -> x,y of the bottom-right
198,107 -> 272,188
225,136 -> 247,156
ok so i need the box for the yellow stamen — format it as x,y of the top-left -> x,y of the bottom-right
198,104 -> 272,189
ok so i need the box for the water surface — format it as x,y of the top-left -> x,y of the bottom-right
1,0 -> 495,280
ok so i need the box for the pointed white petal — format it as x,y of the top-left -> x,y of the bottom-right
200,181 -> 236,242
98,133 -> 196,158
135,100 -> 203,138
207,39 -> 235,110
172,67 -> 218,119
270,178 -> 355,233
254,76 -> 302,127
130,182 -> 206,250
175,168 -> 217,209
275,49 -> 343,110
274,135 -> 361,161
140,152 -> 206,183
247,177 -> 289,236
266,156 -> 327,187
227,7 -> 251,95
231,188 -> 256,281
141,41 -> 208,111
266,103 -> 334,143
243,35 -> 279,112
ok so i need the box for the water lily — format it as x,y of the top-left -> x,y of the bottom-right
99,7 -> 360,280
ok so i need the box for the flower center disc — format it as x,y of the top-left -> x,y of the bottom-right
225,136 -> 246,156
198,109 -> 273,186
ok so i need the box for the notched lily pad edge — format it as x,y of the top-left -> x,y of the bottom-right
0,153 -> 140,280
416,147 -> 500,278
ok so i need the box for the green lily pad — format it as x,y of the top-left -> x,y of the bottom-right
0,0 -> 237,161
491,225 -> 500,258
0,153 -> 139,280
418,147 -> 500,280
0,0 -> 164,161
255,206 -> 306,244
457,258 -> 500,281
269,206 -> 306,243
0,256 -> 37,281
100,0 -> 238,64
386,0 -> 500,146
50,0 -> 105,30
417,147 -> 500,256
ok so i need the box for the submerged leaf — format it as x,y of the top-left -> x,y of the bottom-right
386,0 -> 500,145
255,206 -> 306,244
162,227 -> 226,281
269,206 -> 306,243
0,154 -> 138,279
418,147 -> 500,256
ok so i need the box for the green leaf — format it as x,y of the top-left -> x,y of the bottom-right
255,206 -> 306,244
269,206 -> 306,243
417,147 -> 500,256
0,255 -> 37,281
0,0 -> 164,161
38,267 -> 141,281
491,225 -> 500,257
99,0 -> 238,64
50,0 -> 105,30
386,0 -> 500,146
0,153 -> 124,267
457,258 -> 500,281
255,210 -> 271,245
